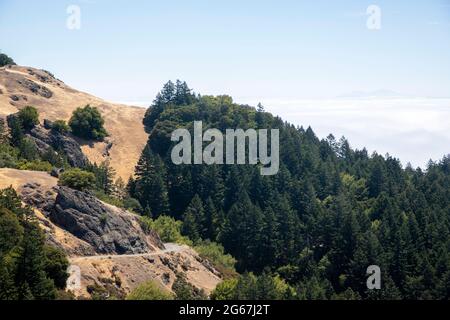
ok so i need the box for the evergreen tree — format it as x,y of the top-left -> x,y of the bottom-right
175,80 -> 194,106
133,81 -> 450,299
15,221 -> 56,300
134,145 -> 169,217
182,195 -> 205,242
0,118 -> 8,144
221,191 -> 264,271
89,161 -> 116,194
8,116 -> 24,147
204,197 -> 220,241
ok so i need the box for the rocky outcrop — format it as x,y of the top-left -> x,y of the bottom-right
20,182 -> 57,212
49,186 -> 164,255
28,124 -> 88,168
6,111 -> 88,168
16,78 -> 53,98
3,169 -> 222,297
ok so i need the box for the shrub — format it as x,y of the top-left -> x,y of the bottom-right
126,280 -> 173,300
7,116 -> 24,147
17,160 -> 52,172
172,273 -> 207,300
194,240 -> 237,279
210,278 -> 238,300
211,272 -> 292,300
0,143 -> 19,168
68,105 -> 108,140
0,118 -> 8,144
59,168 -> 96,191
41,148 -> 67,168
18,137 -> 39,160
93,190 -> 124,208
17,106 -> 39,130
51,120 -> 70,134
141,215 -> 192,246
123,197 -> 143,213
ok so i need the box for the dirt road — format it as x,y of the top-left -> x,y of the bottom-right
68,243 -> 186,263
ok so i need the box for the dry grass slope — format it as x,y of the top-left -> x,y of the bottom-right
0,65 -> 148,180
0,167 -> 57,190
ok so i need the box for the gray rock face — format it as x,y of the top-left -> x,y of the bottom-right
28,125 -> 88,168
17,78 -> 53,98
20,182 -> 57,213
49,187 -> 164,255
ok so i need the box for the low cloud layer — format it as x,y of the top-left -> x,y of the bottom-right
243,97 -> 450,169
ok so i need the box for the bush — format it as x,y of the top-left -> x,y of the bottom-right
69,105 -> 108,140
194,240 -> 237,279
126,280 -> 173,300
93,190 -> 124,208
51,120 -> 70,134
0,53 -> 16,67
17,160 -> 52,172
0,143 -> 19,168
7,116 -> 24,147
18,137 -> 39,160
17,106 -> 39,130
172,273 -> 207,300
211,272 -> 293,300
123,197 -> 143,213
41,148 -> 67,168
141,215 -> 192,245
210,278 -> 238,300
59,168 -> 96,191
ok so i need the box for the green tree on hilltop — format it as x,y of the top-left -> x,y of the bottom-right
69,105 -> 108,140
0,53 -> 16,67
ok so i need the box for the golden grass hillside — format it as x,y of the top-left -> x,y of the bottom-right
0,65 -> 148,180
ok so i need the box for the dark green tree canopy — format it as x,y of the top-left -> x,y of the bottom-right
0,53 -> 16,67
58,168 -> 96,191
131,80 -> 450,300
17,106 -> 39,130
0,187 -> 69,300
68,105 -> 108,140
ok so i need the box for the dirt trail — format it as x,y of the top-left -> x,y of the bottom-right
69,243 -> 186,263
65,243 -> 222,296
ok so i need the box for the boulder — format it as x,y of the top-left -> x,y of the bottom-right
16,78 -> 53,98
28,125 -> 88,168
50,167 -> 64,178
49,186 -> 164,255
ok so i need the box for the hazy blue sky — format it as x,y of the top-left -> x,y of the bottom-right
1,0 -> 449,166
1,0 -> 449,100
